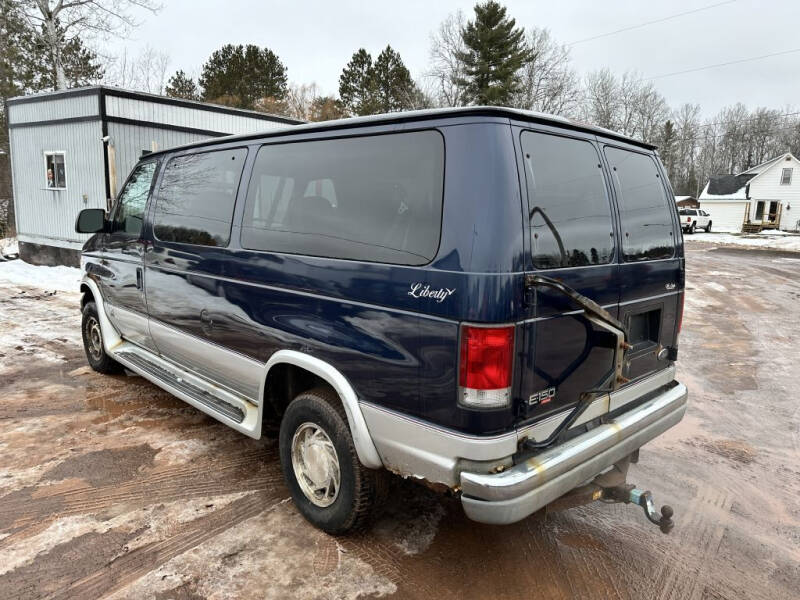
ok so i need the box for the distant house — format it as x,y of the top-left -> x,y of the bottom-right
698,152 -> 800,232
7,86 -> 301,266
674,195 -> 699,208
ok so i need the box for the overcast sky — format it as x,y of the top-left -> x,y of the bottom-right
112,0 -> 800,117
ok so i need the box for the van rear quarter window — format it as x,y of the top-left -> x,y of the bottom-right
153,148 -> 247,247
241,130 -> 444,265
605,147 -> 675,261
521,131 -> 614,269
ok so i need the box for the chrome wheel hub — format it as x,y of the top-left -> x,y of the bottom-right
291,422 -> 341,507
86,317 -> 103,361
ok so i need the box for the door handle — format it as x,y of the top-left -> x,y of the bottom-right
136,267 -> 143,290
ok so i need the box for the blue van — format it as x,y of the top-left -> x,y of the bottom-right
76,107 -> 688,534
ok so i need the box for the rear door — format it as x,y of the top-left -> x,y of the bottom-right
517,130 -> 622,423
604,145 -> 681,381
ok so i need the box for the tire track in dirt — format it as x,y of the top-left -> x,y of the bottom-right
0,448 -> 285,532
653,484 -> 732,600
4,492 -> 278,600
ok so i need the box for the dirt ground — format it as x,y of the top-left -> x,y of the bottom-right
1,245 -> 799,600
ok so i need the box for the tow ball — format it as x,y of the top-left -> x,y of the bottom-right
602,484 -> 675,534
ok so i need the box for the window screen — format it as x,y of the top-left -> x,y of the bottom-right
605,147 -> 674,262
521,131 -> 614,269
154,148 -> 247,247
241,131 -> 444,265
111,161 -> 157,236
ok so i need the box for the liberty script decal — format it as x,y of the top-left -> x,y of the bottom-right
408,283 -> 455,303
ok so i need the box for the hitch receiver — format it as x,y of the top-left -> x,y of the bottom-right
604,484 -> 675,534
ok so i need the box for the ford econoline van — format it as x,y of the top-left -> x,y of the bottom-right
76,107 -> 687,534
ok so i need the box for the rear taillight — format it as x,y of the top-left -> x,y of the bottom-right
458,325 -> 514,409
687,217 -> 692,223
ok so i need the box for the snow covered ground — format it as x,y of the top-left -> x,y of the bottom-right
0,258 -> 82,293
686,231 -> 800,252
0,237 -> 19,259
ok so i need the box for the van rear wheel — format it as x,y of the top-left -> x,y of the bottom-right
279,387 -> 386,534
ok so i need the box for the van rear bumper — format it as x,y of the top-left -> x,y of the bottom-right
460,382 -> 688,525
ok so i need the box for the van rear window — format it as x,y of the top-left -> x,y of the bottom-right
521,131 -> 614,269
604,147 -> 675,261
241,131 -> 444,265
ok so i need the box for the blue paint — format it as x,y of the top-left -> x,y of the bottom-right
82,111 -> 684,436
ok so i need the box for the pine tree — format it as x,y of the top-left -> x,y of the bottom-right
338,48 -> 377,116
165,70 -> 199,100
338,46 -> 416,116
659,120 -> 677,182
371,45 -> 416,113
456,1 -> 532,106
199,44 -> 288,110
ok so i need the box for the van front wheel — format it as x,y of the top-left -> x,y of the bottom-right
81,302 -> 123,374
279,387 -> 386,534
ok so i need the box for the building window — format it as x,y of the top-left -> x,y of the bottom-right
44,152 -> 67,189
781,168 -> 793,185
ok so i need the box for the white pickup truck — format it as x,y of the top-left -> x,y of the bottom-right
678,208 -> 711,233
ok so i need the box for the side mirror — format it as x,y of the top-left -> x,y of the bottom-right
75,208 -> 107,233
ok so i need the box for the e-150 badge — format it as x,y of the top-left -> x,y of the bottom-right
529,387 -> 556,406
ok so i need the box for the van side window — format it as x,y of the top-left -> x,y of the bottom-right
521,132 -> 614,269
154,148 -> 247,247
605,147 -> 674,261
241,131 -> 444,265
110,161 -> 157,236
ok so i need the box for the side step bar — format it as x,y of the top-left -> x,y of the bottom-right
110,342 -> 262,437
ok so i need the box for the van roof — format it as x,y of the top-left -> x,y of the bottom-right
145,106 -> 656,158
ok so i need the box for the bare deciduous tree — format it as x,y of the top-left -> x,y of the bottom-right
22,0 -> 160,89
426,10 -> 468,107
109,45 -> 169,93
512,28 -> 579,116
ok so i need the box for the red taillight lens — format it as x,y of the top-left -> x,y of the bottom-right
458,325 -> 514,408
687,217 -> 691,222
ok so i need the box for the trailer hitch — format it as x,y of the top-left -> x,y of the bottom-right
602,484 -> 675,534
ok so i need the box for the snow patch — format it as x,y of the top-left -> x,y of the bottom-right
687,232 -> 800,252
705,282 -> 728,293
0,491 -> 254,576
0,260 -> 82,293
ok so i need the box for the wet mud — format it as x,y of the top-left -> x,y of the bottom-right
1,246 -> 798,599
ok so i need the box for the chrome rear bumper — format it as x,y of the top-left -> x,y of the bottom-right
460,382 -> 688,525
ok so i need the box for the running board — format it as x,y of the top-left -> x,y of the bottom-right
111,342 -> 262,437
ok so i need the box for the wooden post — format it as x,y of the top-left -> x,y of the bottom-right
107,143 -> 117,210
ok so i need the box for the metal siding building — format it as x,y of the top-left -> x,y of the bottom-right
7,86 -> 299,265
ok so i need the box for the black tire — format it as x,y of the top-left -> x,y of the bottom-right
279,387 -> 387,534
689,222 -> 696,234
81,301 -> 124,374
705,221 -> 712,232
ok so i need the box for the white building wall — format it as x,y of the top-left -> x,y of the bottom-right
7,92 -> 98,125
746,155 -> 800,229
105,94 -> 287,135
698,201 -> 748,232
9,120 -> 106,249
